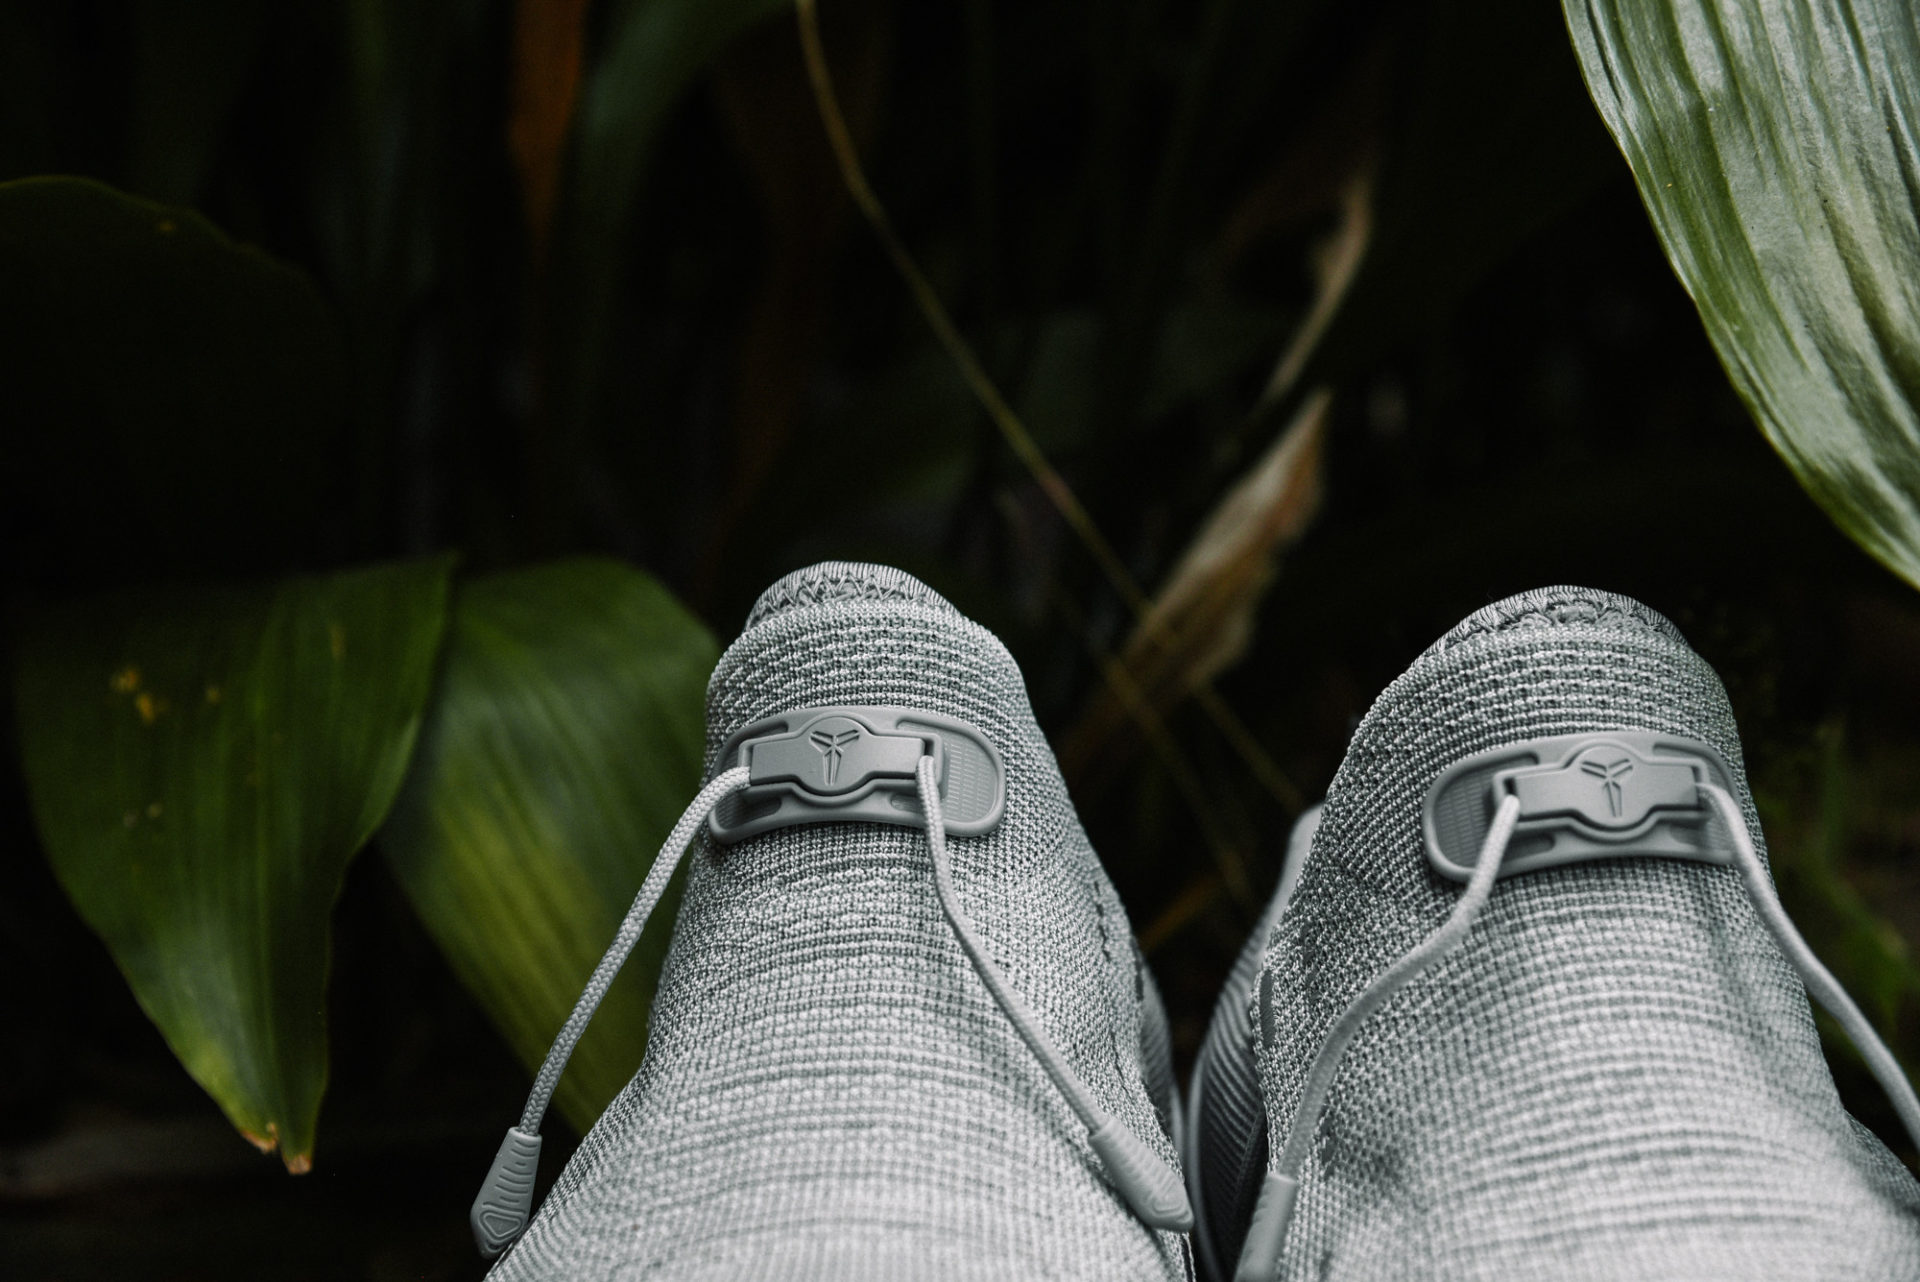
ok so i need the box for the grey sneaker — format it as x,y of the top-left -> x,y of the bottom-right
1190,586 -> 1920,1281
472,562 -> 1193,1281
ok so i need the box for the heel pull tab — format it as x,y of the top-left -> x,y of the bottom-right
472,1126 -> 542,1257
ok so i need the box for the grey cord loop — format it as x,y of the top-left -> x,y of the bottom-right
1278,792 -> 1523,1186
520,764 -> 754,1134
471,764 -> 752,1259
914,756 -> 1098,1124
1235,793 -> 1522,1282
1698,781 -> 1920,1153
913,756 -> 1193,1232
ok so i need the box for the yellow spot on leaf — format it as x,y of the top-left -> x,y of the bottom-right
205,684 -> 223,705
156,218 -> 176,234
111,666 -> 141,694
146,802 -> 163,819
123,811 -> 138,828
135,692 -> 167,725
328,621 -> 346,661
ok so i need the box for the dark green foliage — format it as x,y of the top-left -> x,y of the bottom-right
0,177 -> 348,584
383,560 -> 716,1134
1566,0 -> 1920,591
2,0 -> 1918,1276
14,557 -> 454,1169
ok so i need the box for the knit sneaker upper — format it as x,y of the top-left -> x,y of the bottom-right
489,563 -> 1188,1282
1251,586 -> 1920,1280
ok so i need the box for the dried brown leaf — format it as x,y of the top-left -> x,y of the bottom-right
1061,391 -> 1330,783
1131,388 -> 1331,691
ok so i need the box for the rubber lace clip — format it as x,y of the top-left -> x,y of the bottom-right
1423,730 -> 1737,882
708,706 -> 1005,844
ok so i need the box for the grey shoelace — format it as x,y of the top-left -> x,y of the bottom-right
517,765 -> 753,1138
1233,782 -> 1920,1282
471,765 -> 752,1258
473,749 -> 1189,1258
912,756 -> 1191,1232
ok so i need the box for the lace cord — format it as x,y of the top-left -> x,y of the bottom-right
1698,782 -> 1920,1152
520,764 -> 754,1133
915,756 -> 1099,1122
471,764 -> 753,1258
913,756 -> 1193,1232
1279,791 -> 1521,1185
1233,792 -> 1522,1282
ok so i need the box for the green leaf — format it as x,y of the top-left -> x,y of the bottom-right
380,559 -> 717,1133
1564,0 -> 1920,591
12,558 -> 455,1169
544,0 -> 788,444
0,176 -> 348,584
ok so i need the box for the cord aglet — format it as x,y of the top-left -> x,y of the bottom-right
1088,1114 -> 1194,1232
472,1126 -> 542,1258
1233,1171 -> 1298,1282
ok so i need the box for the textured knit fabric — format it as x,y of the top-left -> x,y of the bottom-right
1249,586 -> 1920,1280
1189,893 -> 1272,1272
490,562 -> 1188,1282
1189,807 -> 1318,1276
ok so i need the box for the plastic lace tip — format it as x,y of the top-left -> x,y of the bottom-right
472,1126 -> 542,1258
1232,1171 -> 1298,1282
1088,1114 -> 1194,1232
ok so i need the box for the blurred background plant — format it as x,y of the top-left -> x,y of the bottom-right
2,0 -> 1918,1277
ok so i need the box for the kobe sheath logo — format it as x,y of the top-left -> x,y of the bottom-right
809,725 -> 863,787
1580,753 -> 1634,818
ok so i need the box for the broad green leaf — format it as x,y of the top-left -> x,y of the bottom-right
380,559 -> 716,1132
544,0 -> 788,443
1564,0 -> 1920,590
13,558 -> 455,1169
0,177 -> 347,584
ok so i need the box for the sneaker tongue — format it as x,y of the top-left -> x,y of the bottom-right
741,562 -> 958,631
1419,584 -> 1688,658
710,563 -> 996,779
1308,582 -> 1758,931
1384,585 -> 1744,798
